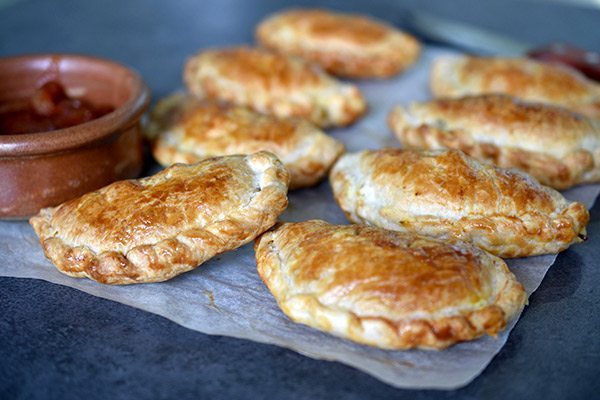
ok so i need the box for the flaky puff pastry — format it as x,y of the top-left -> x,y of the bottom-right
183,46 -> 366,128
431,56 -> 600,119
255,220 -> 527,350
388,94 -> 600,189
256,9 -> 421,79
330,149 -> 589,258
30,152 -> 289,285
145,93 -> 345,189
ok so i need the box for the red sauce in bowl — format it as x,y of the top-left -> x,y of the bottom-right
0,81 -> 114,135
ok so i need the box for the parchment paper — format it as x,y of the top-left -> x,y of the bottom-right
1,47 -> 598,390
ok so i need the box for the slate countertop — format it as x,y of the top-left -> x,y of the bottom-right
1,1 -> 599,399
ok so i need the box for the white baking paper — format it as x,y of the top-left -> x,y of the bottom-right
1,46 -> 598,390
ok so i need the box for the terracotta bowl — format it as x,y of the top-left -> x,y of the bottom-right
0,54 -> 151,219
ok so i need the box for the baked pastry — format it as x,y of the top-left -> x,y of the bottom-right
146,93 -> 345,189
256,8 -> 421,79
30,152 -> 289,285
255,220 -> 527,350
183,46 -> 367,127
330,149 -> 589,258
431,56 -> 600,119
388,94 -> 600,189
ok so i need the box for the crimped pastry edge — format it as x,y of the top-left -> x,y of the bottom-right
255,221 -> 527,350
329,150 -> 589,258
387,102 -> 600,190
30,152 -> 289,285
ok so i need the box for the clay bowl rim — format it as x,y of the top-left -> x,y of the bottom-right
0,53 -> 151,157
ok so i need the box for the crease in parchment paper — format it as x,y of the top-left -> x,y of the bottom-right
1,46 -> 598,390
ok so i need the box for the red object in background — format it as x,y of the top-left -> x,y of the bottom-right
527,44 -> 600,82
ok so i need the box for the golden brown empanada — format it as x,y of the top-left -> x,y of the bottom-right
255,220 -> 527,350
183,46 -> 367,128
431,56 -> 600,119
330,149 -> 589,258
145,93 -> 345,189
256,8 -> 421,79
388,94 -> 600,189
30,152 -> 289,285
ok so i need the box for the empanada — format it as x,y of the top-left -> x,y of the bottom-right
146,93 -> 345,189
255,220 -> 527,350
388,94 -> 600,189
30,152 -> 289,284
431,56 -> 600,119
256,9 -> 420,79
183,46 -> 367,127
330,149 -> 588,258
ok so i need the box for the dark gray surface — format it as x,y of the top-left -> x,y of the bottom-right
1,0 -> 600,398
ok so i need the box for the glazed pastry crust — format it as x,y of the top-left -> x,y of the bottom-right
146,94 -> 345,189
183,46 -> 367,128
256,8 -> 421,79
30,152 -> 289,285
388,94 -> 600,189
330,149 -> 589,258
431,56 -> 600,119
255,220 -> 527,350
